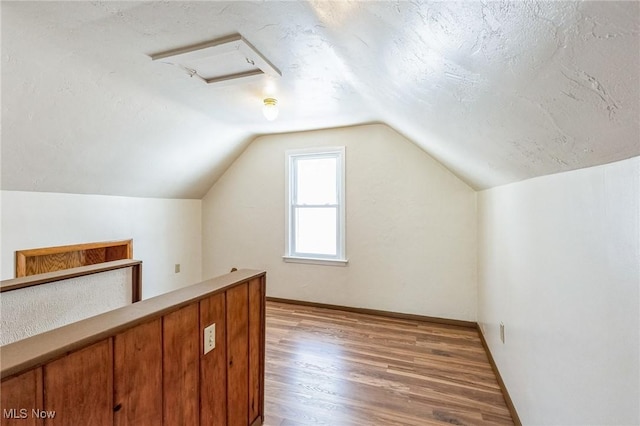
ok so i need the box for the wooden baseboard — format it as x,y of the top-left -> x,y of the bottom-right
477,327 -> 522,426
265,297 -> 477,329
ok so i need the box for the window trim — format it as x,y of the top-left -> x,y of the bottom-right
284,146 -> 347,265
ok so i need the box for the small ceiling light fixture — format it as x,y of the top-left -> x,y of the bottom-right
263,97 -> 279,121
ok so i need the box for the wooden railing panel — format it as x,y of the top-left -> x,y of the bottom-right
200,293 -> 227,426
16,240 -> 133,278
105,245 -> 131,262
0,368 -> 43,426
1,260 -> 142,303
226,283 -> 249,426
114,319 -> 162,426
1,270 -> 266,426
248,278 -> 262,424
1,261 -> 141,347
163,304 -> 200,426
44,339 -> 113,426
85,248 -> 107,265
25,252 -> 82,278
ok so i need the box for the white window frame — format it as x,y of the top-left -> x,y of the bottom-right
283,147 -> 348,266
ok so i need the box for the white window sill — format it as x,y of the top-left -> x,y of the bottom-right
282,256 -> 349,267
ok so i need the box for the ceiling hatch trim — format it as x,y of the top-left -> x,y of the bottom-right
150,34 -> 281,85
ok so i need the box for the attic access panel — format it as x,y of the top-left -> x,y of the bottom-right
151,34 -> 281,84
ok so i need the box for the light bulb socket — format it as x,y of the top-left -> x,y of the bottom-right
262,97 -> 279,121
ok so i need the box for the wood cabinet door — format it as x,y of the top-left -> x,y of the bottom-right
226,283 -> 249,426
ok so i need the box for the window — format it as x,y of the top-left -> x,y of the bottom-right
284,147 -> 347,265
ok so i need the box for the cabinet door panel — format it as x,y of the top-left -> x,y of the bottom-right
226,283 -> 249,426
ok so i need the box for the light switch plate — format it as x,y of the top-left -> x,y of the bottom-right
204,323 -> 216,354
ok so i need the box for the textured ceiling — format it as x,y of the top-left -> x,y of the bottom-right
2,1 -> 638,198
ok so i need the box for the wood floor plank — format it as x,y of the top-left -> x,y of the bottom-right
264,301 -> 513,426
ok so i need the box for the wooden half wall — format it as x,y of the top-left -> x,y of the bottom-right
0,269 -> 266,426
15,240 -> 133,278
0,260 -> 142,347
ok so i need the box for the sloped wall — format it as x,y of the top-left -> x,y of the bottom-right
478,156 -> 640,424
1,191 -> 202,298
202,124 -> 477,321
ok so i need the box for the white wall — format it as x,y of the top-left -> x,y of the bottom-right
1,191 -> 202,298
202,124 -> 477,321
477,157 -> 640,425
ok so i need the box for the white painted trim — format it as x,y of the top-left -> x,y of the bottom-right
284,146 -> 346,261
282,256 -> 349,267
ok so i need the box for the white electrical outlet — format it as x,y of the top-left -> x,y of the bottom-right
204,323 -> 216,354
500,322 -> 505,343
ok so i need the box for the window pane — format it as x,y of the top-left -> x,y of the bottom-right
295,207 -> 337,256
295,157 -> 337,205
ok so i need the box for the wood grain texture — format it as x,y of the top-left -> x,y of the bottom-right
266,297 -> 476,329
1,269 -> 264,380
248,278 -> 263,424
25,252 -> 83,277
85,248 -> 107,265
163,304 -> 199,426
16,240 -> 132,277
106,245 -> 132,262
258,276 -> 267,424
226,283 -> 249,426
131,263 -> 142,303
263,302 -> 514,426
200,293 -> 227,426
0,368 -> 43,426
43,339 -> 113,426
2,271 -> 267,426
114,319 -> 162,426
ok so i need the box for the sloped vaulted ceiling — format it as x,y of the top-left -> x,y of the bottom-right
2,1 -> 638,198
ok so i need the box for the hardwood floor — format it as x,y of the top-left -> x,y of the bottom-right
263,301 -> 513,426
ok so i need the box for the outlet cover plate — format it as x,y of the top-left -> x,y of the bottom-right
204,323 -> 216,354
